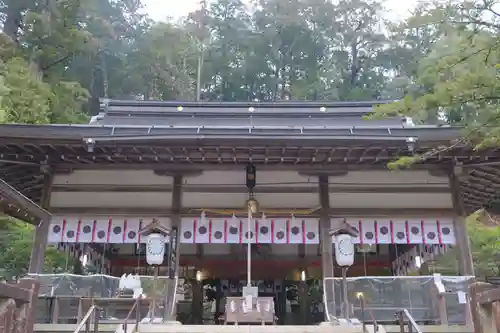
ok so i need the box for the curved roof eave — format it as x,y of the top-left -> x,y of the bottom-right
0,123 -> 465,145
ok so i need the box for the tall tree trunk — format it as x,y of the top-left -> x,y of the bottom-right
350,42 -> 359,86
100,53 -> 109,98
3,4 -> 23,43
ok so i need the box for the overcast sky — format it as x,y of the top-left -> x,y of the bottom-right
141,0 -> 419,23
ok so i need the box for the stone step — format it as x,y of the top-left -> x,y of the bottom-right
34,323 -> 474,333
136,324 -> 364,333
34,323 -> 364,333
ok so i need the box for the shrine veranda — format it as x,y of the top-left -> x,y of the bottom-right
0,99 -> 494,324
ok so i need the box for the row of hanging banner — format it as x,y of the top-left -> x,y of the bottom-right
47,216 -> 457,245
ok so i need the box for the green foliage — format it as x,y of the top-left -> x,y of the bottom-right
22,0 -> 94,70
49,81 -> 90,123
0,57 -> 51,124
467,215 -> 500,276
434,213 -> 500,277
0,44 -> 90,125
371,0 -> 500,167
0,0 -> 93,125
0,217 -> 75,280
0,0 -> 451,105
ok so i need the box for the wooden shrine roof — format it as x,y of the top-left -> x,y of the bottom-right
0,100 -> 499,215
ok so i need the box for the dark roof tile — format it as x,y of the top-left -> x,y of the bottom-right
97,99 -> 405,128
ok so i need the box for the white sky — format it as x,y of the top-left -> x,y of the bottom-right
142,0 -> 419,23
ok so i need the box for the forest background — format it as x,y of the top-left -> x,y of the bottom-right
0,0 -> 499,279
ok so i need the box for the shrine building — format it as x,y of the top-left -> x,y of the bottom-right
0,99 -> 491,324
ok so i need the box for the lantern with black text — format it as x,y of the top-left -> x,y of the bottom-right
335,234 -> 355,267
146,233 -> 166,265
139,218 -> 170,266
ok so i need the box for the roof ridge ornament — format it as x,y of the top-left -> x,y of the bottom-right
139,218 -> 170,237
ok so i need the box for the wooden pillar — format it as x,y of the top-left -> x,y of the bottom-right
191,279 -> 203,324
449,166 -> 475,276
170,174 -> 183,277
319,175 -> 335,319
28,170 -> 53,274
420,262 -> 437,323
165,174 -> 182,321
298,279 -> 309,324
298,244 -> 307,324
18,277 -> 41,333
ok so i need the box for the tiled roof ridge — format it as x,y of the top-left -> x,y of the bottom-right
101,98 -> 394,108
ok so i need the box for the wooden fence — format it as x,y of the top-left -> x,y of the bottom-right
471,282 -> 500,333
0,278 -> 40,333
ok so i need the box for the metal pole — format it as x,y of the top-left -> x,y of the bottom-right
151,266 -> 158,320
360,296 -> 366,332
247,204 -> 252,286
342,267 -> 349,320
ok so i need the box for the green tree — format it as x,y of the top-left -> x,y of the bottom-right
0,218 -> 74,280
0,57 -> 52,124
372,0 -> 500,167
126,22 -> 197,100
1,0 -> 417,104
433,214 -> 500,277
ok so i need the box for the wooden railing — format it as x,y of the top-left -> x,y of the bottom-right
73,305 -> 100,333
122,297 -> 141,333
357,293 -> 380,332
471,282 -> 500,333
0,278 -> 40,333
396,309 -> 423,333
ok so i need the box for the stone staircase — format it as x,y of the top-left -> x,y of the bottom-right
34,322 -> 474,333
34,323 -> 364,333
137,323 -> 364,333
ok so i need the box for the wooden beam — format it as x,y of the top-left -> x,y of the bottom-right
48,161 -> 449,172
0,178 -> 50,222
478,288 -> 500,305
0,283 -> 30,304
48,207 -> 456,217
49,184 -> 451,194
